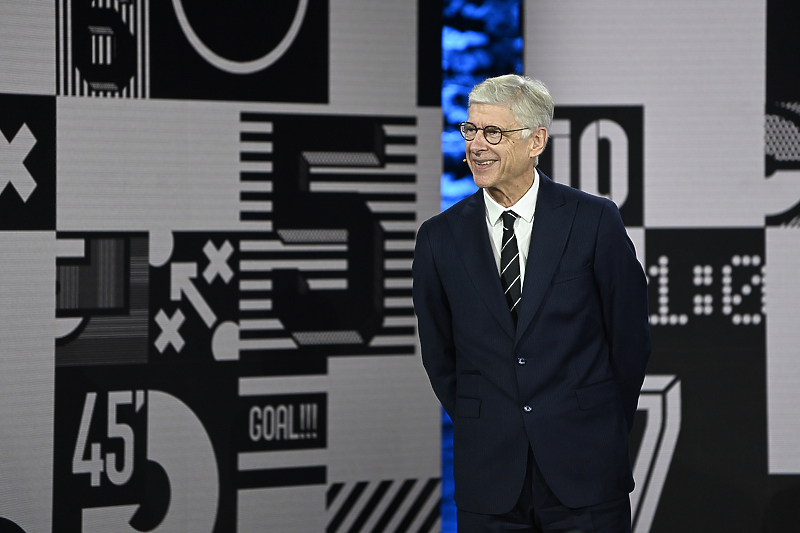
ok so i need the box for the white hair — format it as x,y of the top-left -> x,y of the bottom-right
468,74 -> 554,164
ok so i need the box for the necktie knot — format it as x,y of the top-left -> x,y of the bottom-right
501,210 -> 519,231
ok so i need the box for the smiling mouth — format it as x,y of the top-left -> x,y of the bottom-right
475,160 -> 497,167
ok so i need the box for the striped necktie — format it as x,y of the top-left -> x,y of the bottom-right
500,210 -> 522,322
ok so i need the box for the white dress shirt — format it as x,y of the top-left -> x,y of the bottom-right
483,170 -> 540,292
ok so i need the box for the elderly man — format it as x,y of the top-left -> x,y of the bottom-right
413,74 -> 650,532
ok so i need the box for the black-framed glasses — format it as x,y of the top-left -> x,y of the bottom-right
459,122 -> 529,145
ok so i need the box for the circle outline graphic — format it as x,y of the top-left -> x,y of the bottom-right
171,0 -> 309,75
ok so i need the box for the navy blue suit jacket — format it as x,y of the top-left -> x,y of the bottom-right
412,173 -> 651,513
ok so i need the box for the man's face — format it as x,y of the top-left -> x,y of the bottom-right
465,104 -> 544,198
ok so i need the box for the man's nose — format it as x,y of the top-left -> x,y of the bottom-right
469,131 -> 489,150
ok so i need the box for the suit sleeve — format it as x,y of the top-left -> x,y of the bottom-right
593,200 -> 651,432
412,221 -> 457,418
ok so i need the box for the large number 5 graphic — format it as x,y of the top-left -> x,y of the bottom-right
270,115 -> 388,344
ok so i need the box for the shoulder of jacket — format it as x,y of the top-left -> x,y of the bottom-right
421,191 -> 480,227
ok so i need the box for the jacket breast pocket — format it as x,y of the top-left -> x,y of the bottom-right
552,263 -> 592,285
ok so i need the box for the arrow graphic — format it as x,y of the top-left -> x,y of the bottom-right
171,262 -> 216,328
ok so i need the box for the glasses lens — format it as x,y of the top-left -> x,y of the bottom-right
484,126 -> 502,144
461,123 -> 477,140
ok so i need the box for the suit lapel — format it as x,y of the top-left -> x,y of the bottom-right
448,191 -> 516,338
515,174 -> 577,342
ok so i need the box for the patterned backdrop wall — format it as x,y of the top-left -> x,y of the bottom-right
526,0 -> 800,531
4,1 -> 800,532
0,1 -> 443,532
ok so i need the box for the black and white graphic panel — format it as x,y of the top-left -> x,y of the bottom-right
237,375 -> 328,530
765,0 -> 800,226
0,93 -> 55,230
538,106 -> 643,227
53,232 -> 232,532
146,229 -> 352,375
57,0 -> 148,98
52,104 -> 437,531
527,2 -> 800,530
52,364 -> 240,533
149,232 -> 241,363
326,477 -> 440,533
238,393 -> 326,452
56,233 -> 149,366
236,110 -> 439,531
645,229 -> 765,350
305,116 -> 421,356
236,112 -> 421,358
326,356 -> 441,510
0,1 -> 54,95
147,229 -> 390,369
57,102 -> 432,362
526,0 -> 766,228
644,228 -> 767,531
0,0 -> 442,531
53,230 -> 338,532
149,0 -> 328,103
630,375 -> 681,533
763,100 -> 800,226
0,233 -> 55,533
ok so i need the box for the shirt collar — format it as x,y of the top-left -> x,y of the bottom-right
483,169 -> 540,226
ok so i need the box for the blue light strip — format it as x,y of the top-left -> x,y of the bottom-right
441,0 -> 523,210
440,1 -> 522,529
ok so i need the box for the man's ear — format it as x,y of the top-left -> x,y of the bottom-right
529,127 -> 548,158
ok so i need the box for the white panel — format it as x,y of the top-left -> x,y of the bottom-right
237,486 -> 327,533
0,232 -> 55,532
57,98 -> 243,232
0,1 -> 55,95
525,0 -> 768,228
239,375 -> 328,396
329,2 -> 418,113
327,355 -> 440,481
766,228 -> 800,473
416,108 -> 447,223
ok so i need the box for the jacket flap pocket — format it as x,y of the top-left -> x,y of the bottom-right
455,396 -> 481,418
575,379 -> 619,410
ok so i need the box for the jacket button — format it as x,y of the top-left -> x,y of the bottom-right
517,357 -> 526,365
523,405 -> 532,412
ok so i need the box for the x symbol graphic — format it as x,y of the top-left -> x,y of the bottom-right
0,123 -> 38,202
203,240 -> 234,284
155,308 -> 185,353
